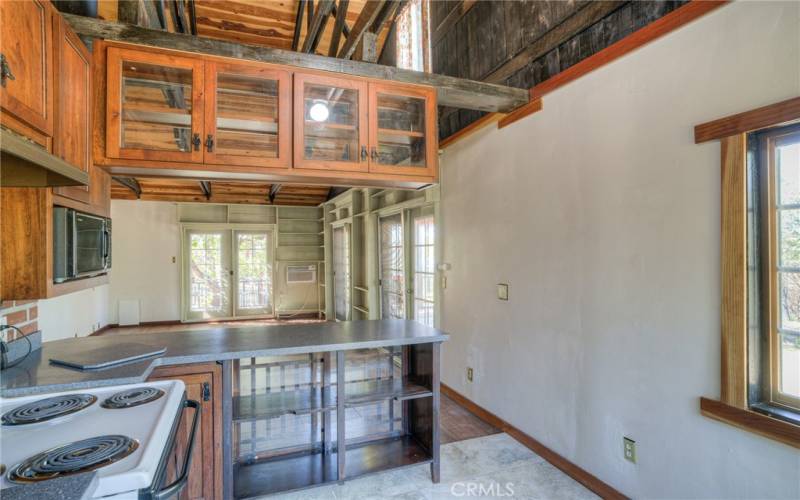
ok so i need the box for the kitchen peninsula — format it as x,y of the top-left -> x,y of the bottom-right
1,320 -> 448,499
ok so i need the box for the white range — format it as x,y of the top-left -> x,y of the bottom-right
0,380 -> 198,499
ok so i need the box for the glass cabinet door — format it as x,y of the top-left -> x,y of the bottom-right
368,83 -> 436,177
293,73 -> 368,172
106,47 -> 204,162
204,62 -> 291,168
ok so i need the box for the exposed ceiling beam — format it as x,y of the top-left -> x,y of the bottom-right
291,0 -> 306,51
337,0 -> 385,60
172,0 -> 190,34
431,0 -> 476,46
187,0 -> 197,35
370,0 -> 403,34
328,0 -> 349,57
302,0 -> 334,53
269,184 -> 282,203
64,14 -> 529,112
330,2 -> 351,38
199,180 -> 211,200
113,176 -> 142,198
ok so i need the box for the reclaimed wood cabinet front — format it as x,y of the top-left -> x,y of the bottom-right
149,363 -> 222,500
106,47 -> 205,163
293,72 -> 369,172
0,0 -> 54,142
204,61 -> 292,168
52,15 -> 92,204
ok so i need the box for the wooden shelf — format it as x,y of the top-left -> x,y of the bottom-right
345,435 -> 431,477
233,387 -> 335,421
353,286 -> 369,292
353,305 -> 369,315
345,377 -> 431,407
377,128 -> 425,138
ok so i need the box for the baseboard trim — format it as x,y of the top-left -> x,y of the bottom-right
94,320 -> 182,335
441,383 -> 627,500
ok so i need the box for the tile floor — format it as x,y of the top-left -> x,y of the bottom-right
267,433 -> 598,499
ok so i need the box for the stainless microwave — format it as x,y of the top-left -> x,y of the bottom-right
53,207 -> 112,283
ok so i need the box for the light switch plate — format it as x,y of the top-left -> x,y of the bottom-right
497,283 -> 509,301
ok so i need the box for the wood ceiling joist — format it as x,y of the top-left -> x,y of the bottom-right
292,0 -> 307,51
328,0 -> 349,56
302,0 -> 335,53
64,14 -> 529,112
336,0 -> 384,60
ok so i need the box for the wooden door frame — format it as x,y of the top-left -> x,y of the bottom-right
105,46 -> 205,163
203,61 -> 292,169
292,72 -> 369,172
367,81 -> 437,178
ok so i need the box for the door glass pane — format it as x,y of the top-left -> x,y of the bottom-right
303,83 -> 359,162
780,333 -> 800,398
778,140 -> 800,205
189,233 -> 228,315
333,226 -> 351,321
413,213 -> 435,327
376,93 -> 426,167
380,215 -> 405,319
216,73 -> 279,158
237,232 -> 271,312
121,61 -> 193,152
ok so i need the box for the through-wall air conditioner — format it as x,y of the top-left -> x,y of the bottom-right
287,265 -> 317,284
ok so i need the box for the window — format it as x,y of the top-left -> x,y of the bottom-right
396,0 -> 430,72
757,126 -> 800,411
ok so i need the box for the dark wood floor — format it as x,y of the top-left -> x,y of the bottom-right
102,320 -> 501,444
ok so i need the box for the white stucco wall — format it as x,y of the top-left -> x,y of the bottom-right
439,2 -> 800,498
38,285 -> 109,341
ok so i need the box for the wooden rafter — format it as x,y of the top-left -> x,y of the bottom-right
113,176 -> 142,198
302,0 -> 334,53
337,0 -> 385,60
291,0 -> 306,51
328,0 -> 349,57
64,14 -> 529,112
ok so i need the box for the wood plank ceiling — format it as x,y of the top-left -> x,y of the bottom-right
108,0 -> 404,206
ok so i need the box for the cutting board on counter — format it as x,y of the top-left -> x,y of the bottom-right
49,343 -> 166,370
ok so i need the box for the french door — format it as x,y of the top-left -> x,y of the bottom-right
378,208 -> 436,326
183,228 -> 273,321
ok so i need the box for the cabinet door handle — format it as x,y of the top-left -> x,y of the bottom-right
205,134 -> 214,152
371,147 -> 379,162
0,54 -> 15,88
360,145 -> 368,161
192,133 -> 201,151
202,382 -> 211,401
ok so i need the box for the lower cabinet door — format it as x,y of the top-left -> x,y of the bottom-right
149,363 -> 221,500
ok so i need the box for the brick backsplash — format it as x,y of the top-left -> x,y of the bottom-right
1,300 -> 39,341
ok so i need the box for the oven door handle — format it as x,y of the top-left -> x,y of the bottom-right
154,399 -> 201,500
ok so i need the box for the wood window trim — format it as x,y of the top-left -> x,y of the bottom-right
699,98 -> 800,450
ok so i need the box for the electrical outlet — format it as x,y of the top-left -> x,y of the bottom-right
497,283 -> 509,301
467,367 -> 474,382
172,256 -> 176,264
441,276 -> 447,289
623,437 -> 636,463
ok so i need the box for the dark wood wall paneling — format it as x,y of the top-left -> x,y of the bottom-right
433,1 -> 689,139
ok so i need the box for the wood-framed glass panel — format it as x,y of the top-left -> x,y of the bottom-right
293,73 -> 368,172
106,47 -> 205,162
332,224 -> 352,321
183,229 -> 232,321
368,82 -> 437,177
204,62 -> 291,168
761,127 -> 800,411
411,207 -> 435,327
379,213 -> 406,320
234,230 -> 273,317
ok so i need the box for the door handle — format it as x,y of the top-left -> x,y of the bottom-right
205,134 -> 214,152
0,54 -> 15,88
192,133 -> 201,151
360,145 -> 368,161
371,147 -> 379,162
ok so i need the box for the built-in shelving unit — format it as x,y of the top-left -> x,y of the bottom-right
275,206 -> 324,319
230,344 -> 437,498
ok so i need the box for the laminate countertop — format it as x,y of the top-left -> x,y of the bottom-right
0,320 -> 448,398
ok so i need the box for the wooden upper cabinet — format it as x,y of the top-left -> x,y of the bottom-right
204,61 -> 291,168
106,47 -> 205,163
0,0 -> 54,138
52,15 -> 92,204
368,82 -> 437,178
293,72 -> 369,172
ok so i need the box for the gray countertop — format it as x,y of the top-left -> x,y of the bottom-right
1,472 -> 97,500
0,320 -> 448,397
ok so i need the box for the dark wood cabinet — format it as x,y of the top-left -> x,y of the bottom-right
150,363 -> 223,500
0,0 -> 54,143
52,14 -> 92,204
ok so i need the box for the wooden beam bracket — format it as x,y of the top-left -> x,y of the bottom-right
199,180 -> 211,200
113,176 -> 142,198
